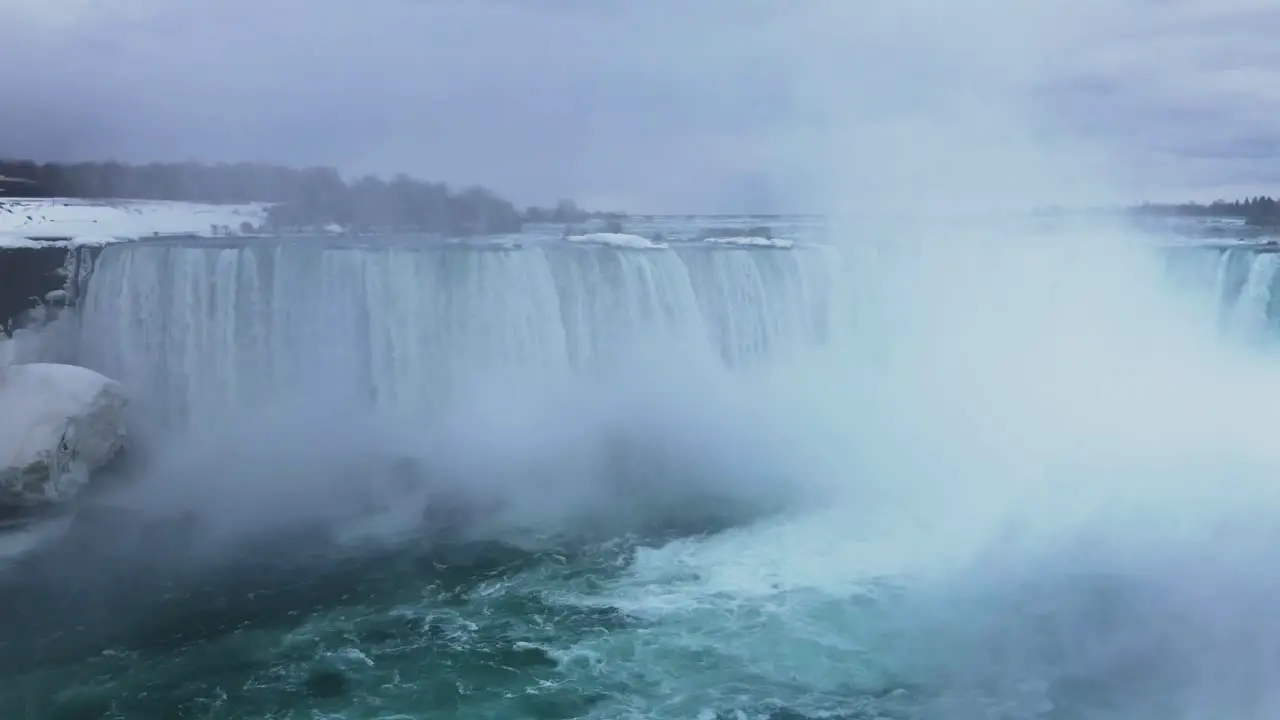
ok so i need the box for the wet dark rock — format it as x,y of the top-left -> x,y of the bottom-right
0,245 -> 100,337
0,245 -> 67,336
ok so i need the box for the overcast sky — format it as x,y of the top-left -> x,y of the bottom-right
1,0 -> 1276,213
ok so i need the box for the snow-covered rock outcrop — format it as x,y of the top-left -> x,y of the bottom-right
703,236 -> 796,249
565,232 -> 668,249
0,363 -> 127,509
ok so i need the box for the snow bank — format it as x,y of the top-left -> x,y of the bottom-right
0,198 -> 271,244
0,235 -> 128,249
704,236 -> 796,249
0,363 -> 127,509
565,232 -> 669,249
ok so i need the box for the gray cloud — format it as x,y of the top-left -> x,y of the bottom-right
1,0 -> 1278,211
1032,0 -> 1280,202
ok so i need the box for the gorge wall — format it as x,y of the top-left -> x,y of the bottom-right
0,244 -> 101,340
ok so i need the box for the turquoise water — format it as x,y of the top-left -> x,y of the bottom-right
0,512 -> 924,720
8,504 -> 1278,720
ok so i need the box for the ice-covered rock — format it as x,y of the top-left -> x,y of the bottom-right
704,236 -> 796,249
0,363 -> 127,509
565,232 -> 668,249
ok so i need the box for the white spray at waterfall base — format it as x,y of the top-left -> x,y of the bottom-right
502,0 -> 1280,714
574,216 -> 1280,718
98,358 -> 804,561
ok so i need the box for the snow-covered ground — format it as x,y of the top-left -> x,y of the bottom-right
0,198 -> 271,247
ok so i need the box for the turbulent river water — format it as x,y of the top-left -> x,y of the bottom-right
4,219 -> 1280,719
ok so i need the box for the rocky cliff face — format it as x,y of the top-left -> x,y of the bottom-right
0,244 -> 102,341
1,197 -> 270,343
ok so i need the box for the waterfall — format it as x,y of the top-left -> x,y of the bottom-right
77,241 -> 843,433
1230,258 -> 1280,348
1165,246 -> 1280,346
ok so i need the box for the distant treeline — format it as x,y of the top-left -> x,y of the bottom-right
0,159 -> 619,235
1128,196 -> 1280,226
